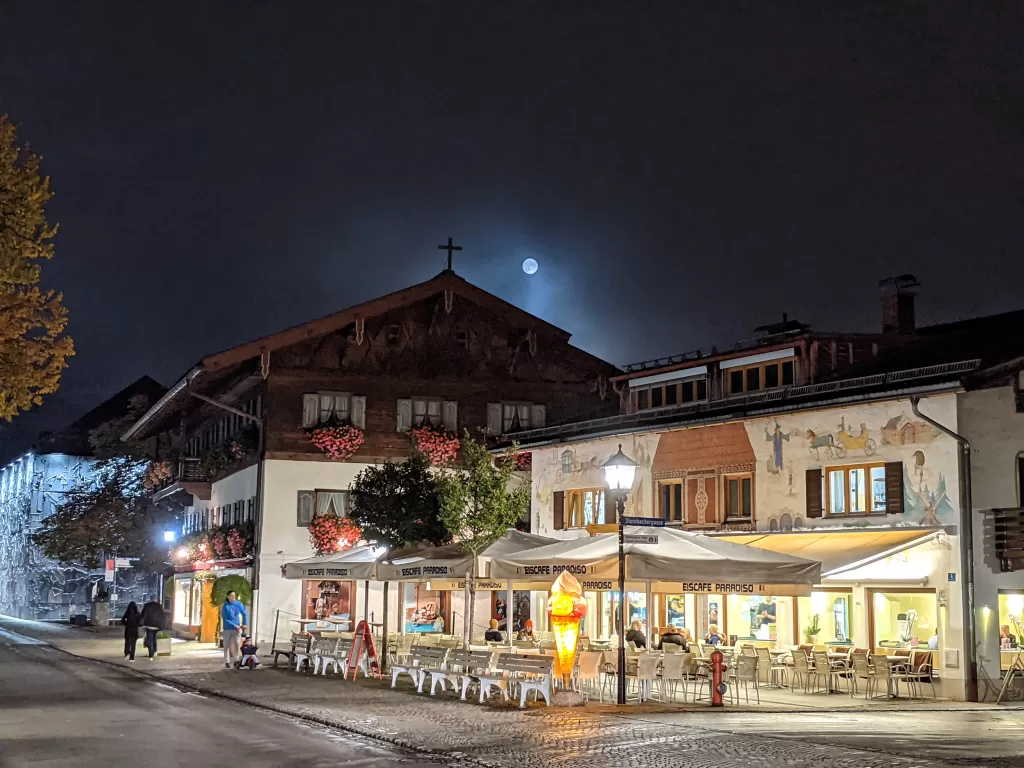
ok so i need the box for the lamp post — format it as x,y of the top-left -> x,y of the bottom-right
602,444 -> 638,705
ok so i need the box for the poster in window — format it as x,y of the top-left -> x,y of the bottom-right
666,595 -> 685,627
627,592 -> 646,626
707,600 -> 719,628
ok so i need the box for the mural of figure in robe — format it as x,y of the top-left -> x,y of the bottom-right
764,421 -> 790,476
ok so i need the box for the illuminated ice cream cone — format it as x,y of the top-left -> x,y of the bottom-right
547,571 -> 588,685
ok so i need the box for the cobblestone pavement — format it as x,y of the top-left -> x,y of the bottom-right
3,617 -> 1021,768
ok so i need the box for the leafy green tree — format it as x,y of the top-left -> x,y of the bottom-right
437,434 -> 530,643
349,452 -> 450,548
0,116 -> 73,420
211,574 -> 253,607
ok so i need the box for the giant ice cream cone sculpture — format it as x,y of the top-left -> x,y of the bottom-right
547,570 -> 588,684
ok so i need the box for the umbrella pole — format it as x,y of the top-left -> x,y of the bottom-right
646,580 -> 654,647
506,580 -> 514,641
381,582 -> 389,671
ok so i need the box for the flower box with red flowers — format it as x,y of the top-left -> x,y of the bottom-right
306,421 -> 365,460
308,515 -> 362,556
409,425 -> 460,465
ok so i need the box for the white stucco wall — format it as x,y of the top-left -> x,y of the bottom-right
253,459 -> 397,644
958,385 -> 1024,699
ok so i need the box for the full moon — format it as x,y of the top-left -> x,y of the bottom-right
522,258 -> 539,275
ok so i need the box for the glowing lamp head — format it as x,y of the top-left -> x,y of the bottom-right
175,547 -> 188,561
602,444 -> 638,491
163,531 -> 176,543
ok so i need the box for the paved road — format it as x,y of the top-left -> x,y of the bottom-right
0,630 -> 446,768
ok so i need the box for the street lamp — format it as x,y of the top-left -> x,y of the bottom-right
602,444 -> 637,705
163,530 -> 177,543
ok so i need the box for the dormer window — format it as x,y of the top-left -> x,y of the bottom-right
630,367 -> 708,412
723,351 -> 797,395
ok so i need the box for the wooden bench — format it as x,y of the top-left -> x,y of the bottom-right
272,632 -> 310,669
390,645 -> 449,691
309,636 -> 339,675
319,637 -> 354,675
474,652 -> 554,708
443,649 -> 496,700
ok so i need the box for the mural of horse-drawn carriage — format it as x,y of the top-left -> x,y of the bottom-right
806,420 -> 876,459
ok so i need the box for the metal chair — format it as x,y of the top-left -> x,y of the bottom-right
728,654 -> 760,704
790,650 -> 812,693
812,650 -> 847,694
849,652 -> 874,698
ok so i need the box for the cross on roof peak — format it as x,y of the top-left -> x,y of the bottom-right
438,237 -> 463,271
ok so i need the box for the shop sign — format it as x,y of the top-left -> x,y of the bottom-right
303,567 -> 353,578
395,565 -> 456,578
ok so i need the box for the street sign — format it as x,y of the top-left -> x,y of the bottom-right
948,572 -> 956,582
114,558 -> 132,569
621,516 -> 665,528
623,534 -> 660,545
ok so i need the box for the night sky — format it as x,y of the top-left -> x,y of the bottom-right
1,2 -> 1021,443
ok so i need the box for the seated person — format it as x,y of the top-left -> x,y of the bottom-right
484,619 -> 504,642
658,626 -> 686,651
705,624 -> 723,645
239,634 -> 260,669
625,619 -> 647,649
516,619 -> 537,641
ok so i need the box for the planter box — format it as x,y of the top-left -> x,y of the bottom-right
156,637 -> 172,656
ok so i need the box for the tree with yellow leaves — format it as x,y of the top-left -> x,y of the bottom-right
0,116 -> 73,420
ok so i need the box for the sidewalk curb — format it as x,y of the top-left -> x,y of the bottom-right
42,642 -> 491,767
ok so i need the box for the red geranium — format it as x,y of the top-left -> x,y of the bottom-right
308,515 -> 362,556
410,425 -> 460,465
308,424 -> 365,460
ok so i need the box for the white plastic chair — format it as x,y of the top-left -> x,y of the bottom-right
628,654 -> 661,702
576,651 -> 605,702
658,652 -> 687,703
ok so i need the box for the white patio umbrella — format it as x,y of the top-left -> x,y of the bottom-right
283,543 -> 386,581
490,526 -> 821,593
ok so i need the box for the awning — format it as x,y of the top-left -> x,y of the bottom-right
283,544 -> 386,580
714,527 -> 946,575
490,526 -> 821,595
375,529 -> 558,582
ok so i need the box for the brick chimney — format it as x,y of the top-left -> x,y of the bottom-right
879,274 -> 920,334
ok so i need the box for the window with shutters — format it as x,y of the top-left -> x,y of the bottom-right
825,462 -> 888,516
486,402 -> 545,435
560,488 -> 606,529
296,490 -> 315,527
412,397 -> 443,428
631,376 -> 707,412
725,357 -> 797,395
303,392 -> 366,429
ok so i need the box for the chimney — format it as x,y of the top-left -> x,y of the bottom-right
879,274 -> 920,334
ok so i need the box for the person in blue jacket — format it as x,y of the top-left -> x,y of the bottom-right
221,590 -> 248,669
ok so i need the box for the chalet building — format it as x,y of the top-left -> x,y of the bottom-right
123,267 -> 617,644
510,278 -> 1024,701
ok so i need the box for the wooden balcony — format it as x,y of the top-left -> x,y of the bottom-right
152,458 -> 212,502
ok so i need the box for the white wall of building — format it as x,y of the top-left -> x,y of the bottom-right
959,385 -> 1024,699
254,459 -> 396,644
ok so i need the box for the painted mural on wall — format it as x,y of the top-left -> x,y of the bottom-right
530,434 -> 660,534
745,395 -> 959,531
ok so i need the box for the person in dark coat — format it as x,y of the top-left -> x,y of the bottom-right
140,596 -> 165,661
121,601 -> 142,662
658,626 -> 687,651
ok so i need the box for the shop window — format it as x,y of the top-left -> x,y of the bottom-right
303,580 -> 353,627
562,488 -> 606,529
724,474 -> 753,519
726,594 -> 780,641
871,591 -> 937,650
659,480 -> 683,522
999,592 -> 1024,670
826,463 -> 887,516
797,591 -> 853,646
404,583 -> 448,633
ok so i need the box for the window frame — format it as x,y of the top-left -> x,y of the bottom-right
318,392 -> 351,425
725,357 -> 797,395
723,473 -> 754,520
501,402 -> 532,433
825,461 -> 887,516
296,490 -> 315,527
658,479 -> 684,522
412,397 -> 444,428
561,487 -> 607,529
632,375 -> 708,412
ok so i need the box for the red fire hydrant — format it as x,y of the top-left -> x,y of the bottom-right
710,649 -> 728,707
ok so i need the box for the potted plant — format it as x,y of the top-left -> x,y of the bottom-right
156,631 -> 172,656
805,613 -> 821,643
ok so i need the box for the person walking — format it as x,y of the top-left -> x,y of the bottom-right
140,595 -> 165,661
220,590 -> 248,669
121,601 -> 142,662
